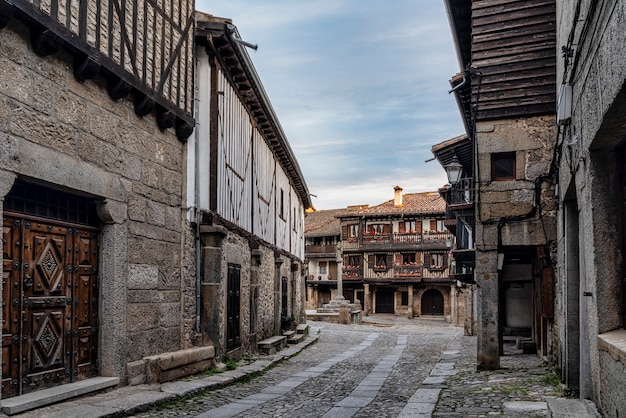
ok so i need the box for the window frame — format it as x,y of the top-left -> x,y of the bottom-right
491,152 -> 516,181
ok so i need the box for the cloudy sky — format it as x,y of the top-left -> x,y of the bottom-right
196,1 -> 465,210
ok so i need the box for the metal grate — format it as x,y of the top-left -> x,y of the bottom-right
4,179 -> 100,227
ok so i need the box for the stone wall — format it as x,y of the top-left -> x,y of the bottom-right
0,19 -> 195,384
199,224 -> 306,359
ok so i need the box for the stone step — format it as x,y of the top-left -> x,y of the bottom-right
296,324 -> 309,336
287,332 -> 306,344
547,398 -> 601,418
282,330 -> 295,337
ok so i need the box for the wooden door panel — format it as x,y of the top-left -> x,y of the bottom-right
22,222 -> 72,392
2,217 -> 20,398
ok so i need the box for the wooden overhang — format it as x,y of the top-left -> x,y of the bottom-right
431,134 -> 473,179
444,0 -> 557,123
196,16 -> 312,210
0,0 -> 195,141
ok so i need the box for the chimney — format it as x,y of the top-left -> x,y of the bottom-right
394,185 -> 403,206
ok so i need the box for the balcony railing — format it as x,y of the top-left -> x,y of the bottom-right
393,264 -> 421,278
305,244 -> 337,254
359,231 -> 454,245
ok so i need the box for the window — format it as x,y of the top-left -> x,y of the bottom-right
348,255 -> 361,267
492,152 -> 516,181
424,253 -> 447,270
404,220 -> 416,234
367,223 -> 389,235
402,253 -> 416,265
375,254 -> 387,269
280,189 -> 285,219
349,224 -> 359,239
319,263 -> 328,274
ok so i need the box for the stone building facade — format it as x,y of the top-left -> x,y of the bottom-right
0,0 -> 200,408
443,0 -> 558,370
553,0 -> 626,415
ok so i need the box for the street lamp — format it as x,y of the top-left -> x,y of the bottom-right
444,155 -> 463,185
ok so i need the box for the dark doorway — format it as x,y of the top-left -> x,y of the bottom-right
375,288 -> 394,313
227,264 -> 241,350
421,289 -> 444,315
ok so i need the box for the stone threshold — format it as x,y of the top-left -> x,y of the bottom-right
1,376 -> 119,415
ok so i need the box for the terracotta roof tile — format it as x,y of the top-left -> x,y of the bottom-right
304,208 -> 347,236
360,191 -> 445,216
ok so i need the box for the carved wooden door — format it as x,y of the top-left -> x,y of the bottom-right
2,215 -> 98,398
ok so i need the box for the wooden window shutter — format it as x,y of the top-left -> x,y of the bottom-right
341,225 -> 348,240
399,221 -> 405,233
443,253 -> 449,268
368,254 -> 375,267
386,254 -> 393,267
395,253 -> 402,264
424,253 -> 431,268
415,221 -> 422,233
383,224 -> 391,234
343,255 -> 349,265
430,219 -> 437,230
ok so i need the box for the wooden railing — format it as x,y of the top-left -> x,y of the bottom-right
358,231 -> 454,244
305,244 -> 337,254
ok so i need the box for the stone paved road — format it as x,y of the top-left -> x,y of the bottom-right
127,315 -> 577,418
129,317 -> 461,418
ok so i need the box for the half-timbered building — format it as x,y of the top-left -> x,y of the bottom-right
0,0 -> 199,411
304,207 -> 349,310
443,0 -> 557,370
192,13 -> 312,358
309,188 -> 464,324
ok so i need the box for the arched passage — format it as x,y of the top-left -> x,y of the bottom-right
421,289 -> 444,315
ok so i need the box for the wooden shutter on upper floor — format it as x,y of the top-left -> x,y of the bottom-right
415,221 -> 422,233
430,220 -> 437,230
424,253 -> 431,268
341,225 -> 348,240
368,254 -> 375,267
399,222 -> 406,233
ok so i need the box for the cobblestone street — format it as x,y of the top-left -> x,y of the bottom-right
125,316 -> 570,418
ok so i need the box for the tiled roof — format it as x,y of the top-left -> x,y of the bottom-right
304,208 -> 349,237
359,191 -> 445,216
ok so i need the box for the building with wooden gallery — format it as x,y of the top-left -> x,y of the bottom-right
306,187 -> 466,325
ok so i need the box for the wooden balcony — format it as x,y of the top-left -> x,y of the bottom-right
393,264 -> 422,278
356,231 -> 454,250
305,244 -> 337,257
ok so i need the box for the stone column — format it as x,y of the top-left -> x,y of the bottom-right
250,249 -> 261,341
407,285 -> 414,318
96,199 -> 129,380
199,225 -> 228,356
476,249 -> 500,370
336,258 -> 344,300
364,283 -> 371,315
274,255 -> 284,336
